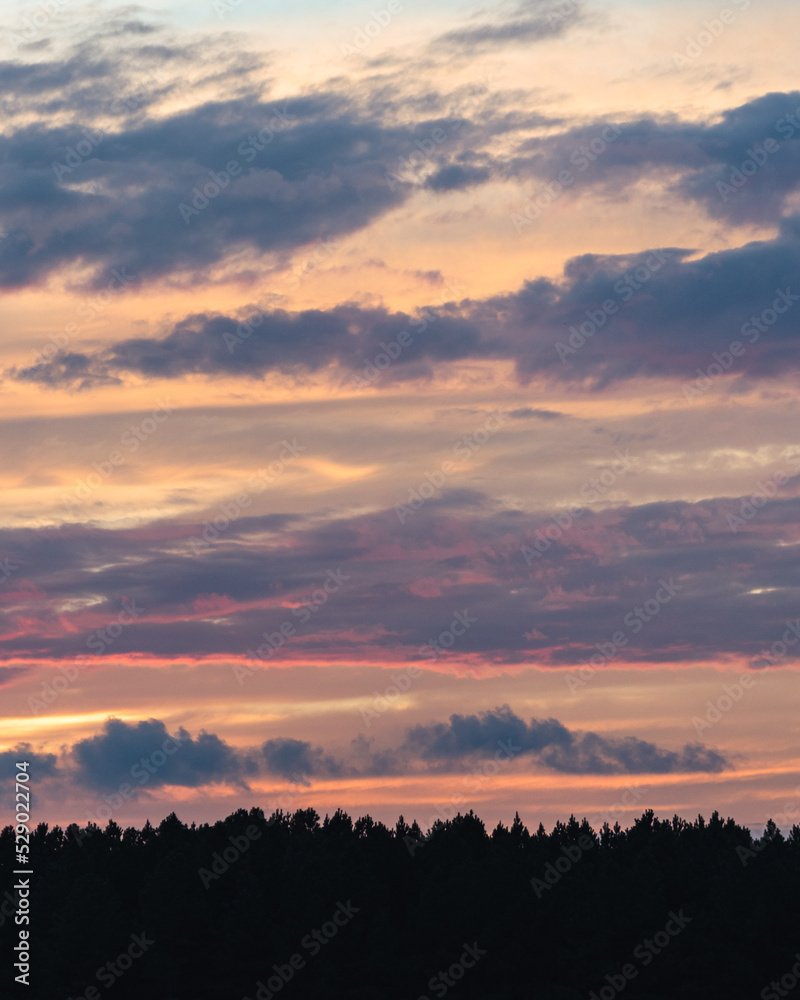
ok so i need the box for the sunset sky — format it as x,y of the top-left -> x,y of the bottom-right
1,0 -> 799,836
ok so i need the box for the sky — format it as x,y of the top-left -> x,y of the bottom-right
1,0 -> 799,836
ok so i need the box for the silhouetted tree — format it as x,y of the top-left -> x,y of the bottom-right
2,807 -> 798,1000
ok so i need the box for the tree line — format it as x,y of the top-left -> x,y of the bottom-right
1,808 -> 798,999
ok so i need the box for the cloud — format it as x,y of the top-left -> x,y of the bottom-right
0,744 -> 58,778
425,163 -> 492,191
0,666 -> 29,687
14,222 -> 800,391
0,95 -> 412,290
7,304 -> 488,389
507,407 -> 563,420
403,706 -> 731,773
277,708 -> 731,776
5,16 -> 799,308
0,744 -> 59,812
3,20 -> 800,299
434,0 -> 586,52
261,738 -> 344,780
1,483 -> 800,669
71,717 -> 249,789
507,92 -> 800,225
405,706 -> 570,758
13,352 -> 122,391
11,711 -> 731,809
538,732 -> 730,774
0,20 -> 521,292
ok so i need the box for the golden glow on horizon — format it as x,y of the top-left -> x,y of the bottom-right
0,711 -> 141,742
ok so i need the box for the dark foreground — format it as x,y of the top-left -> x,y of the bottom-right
1,808 -> 798,1000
